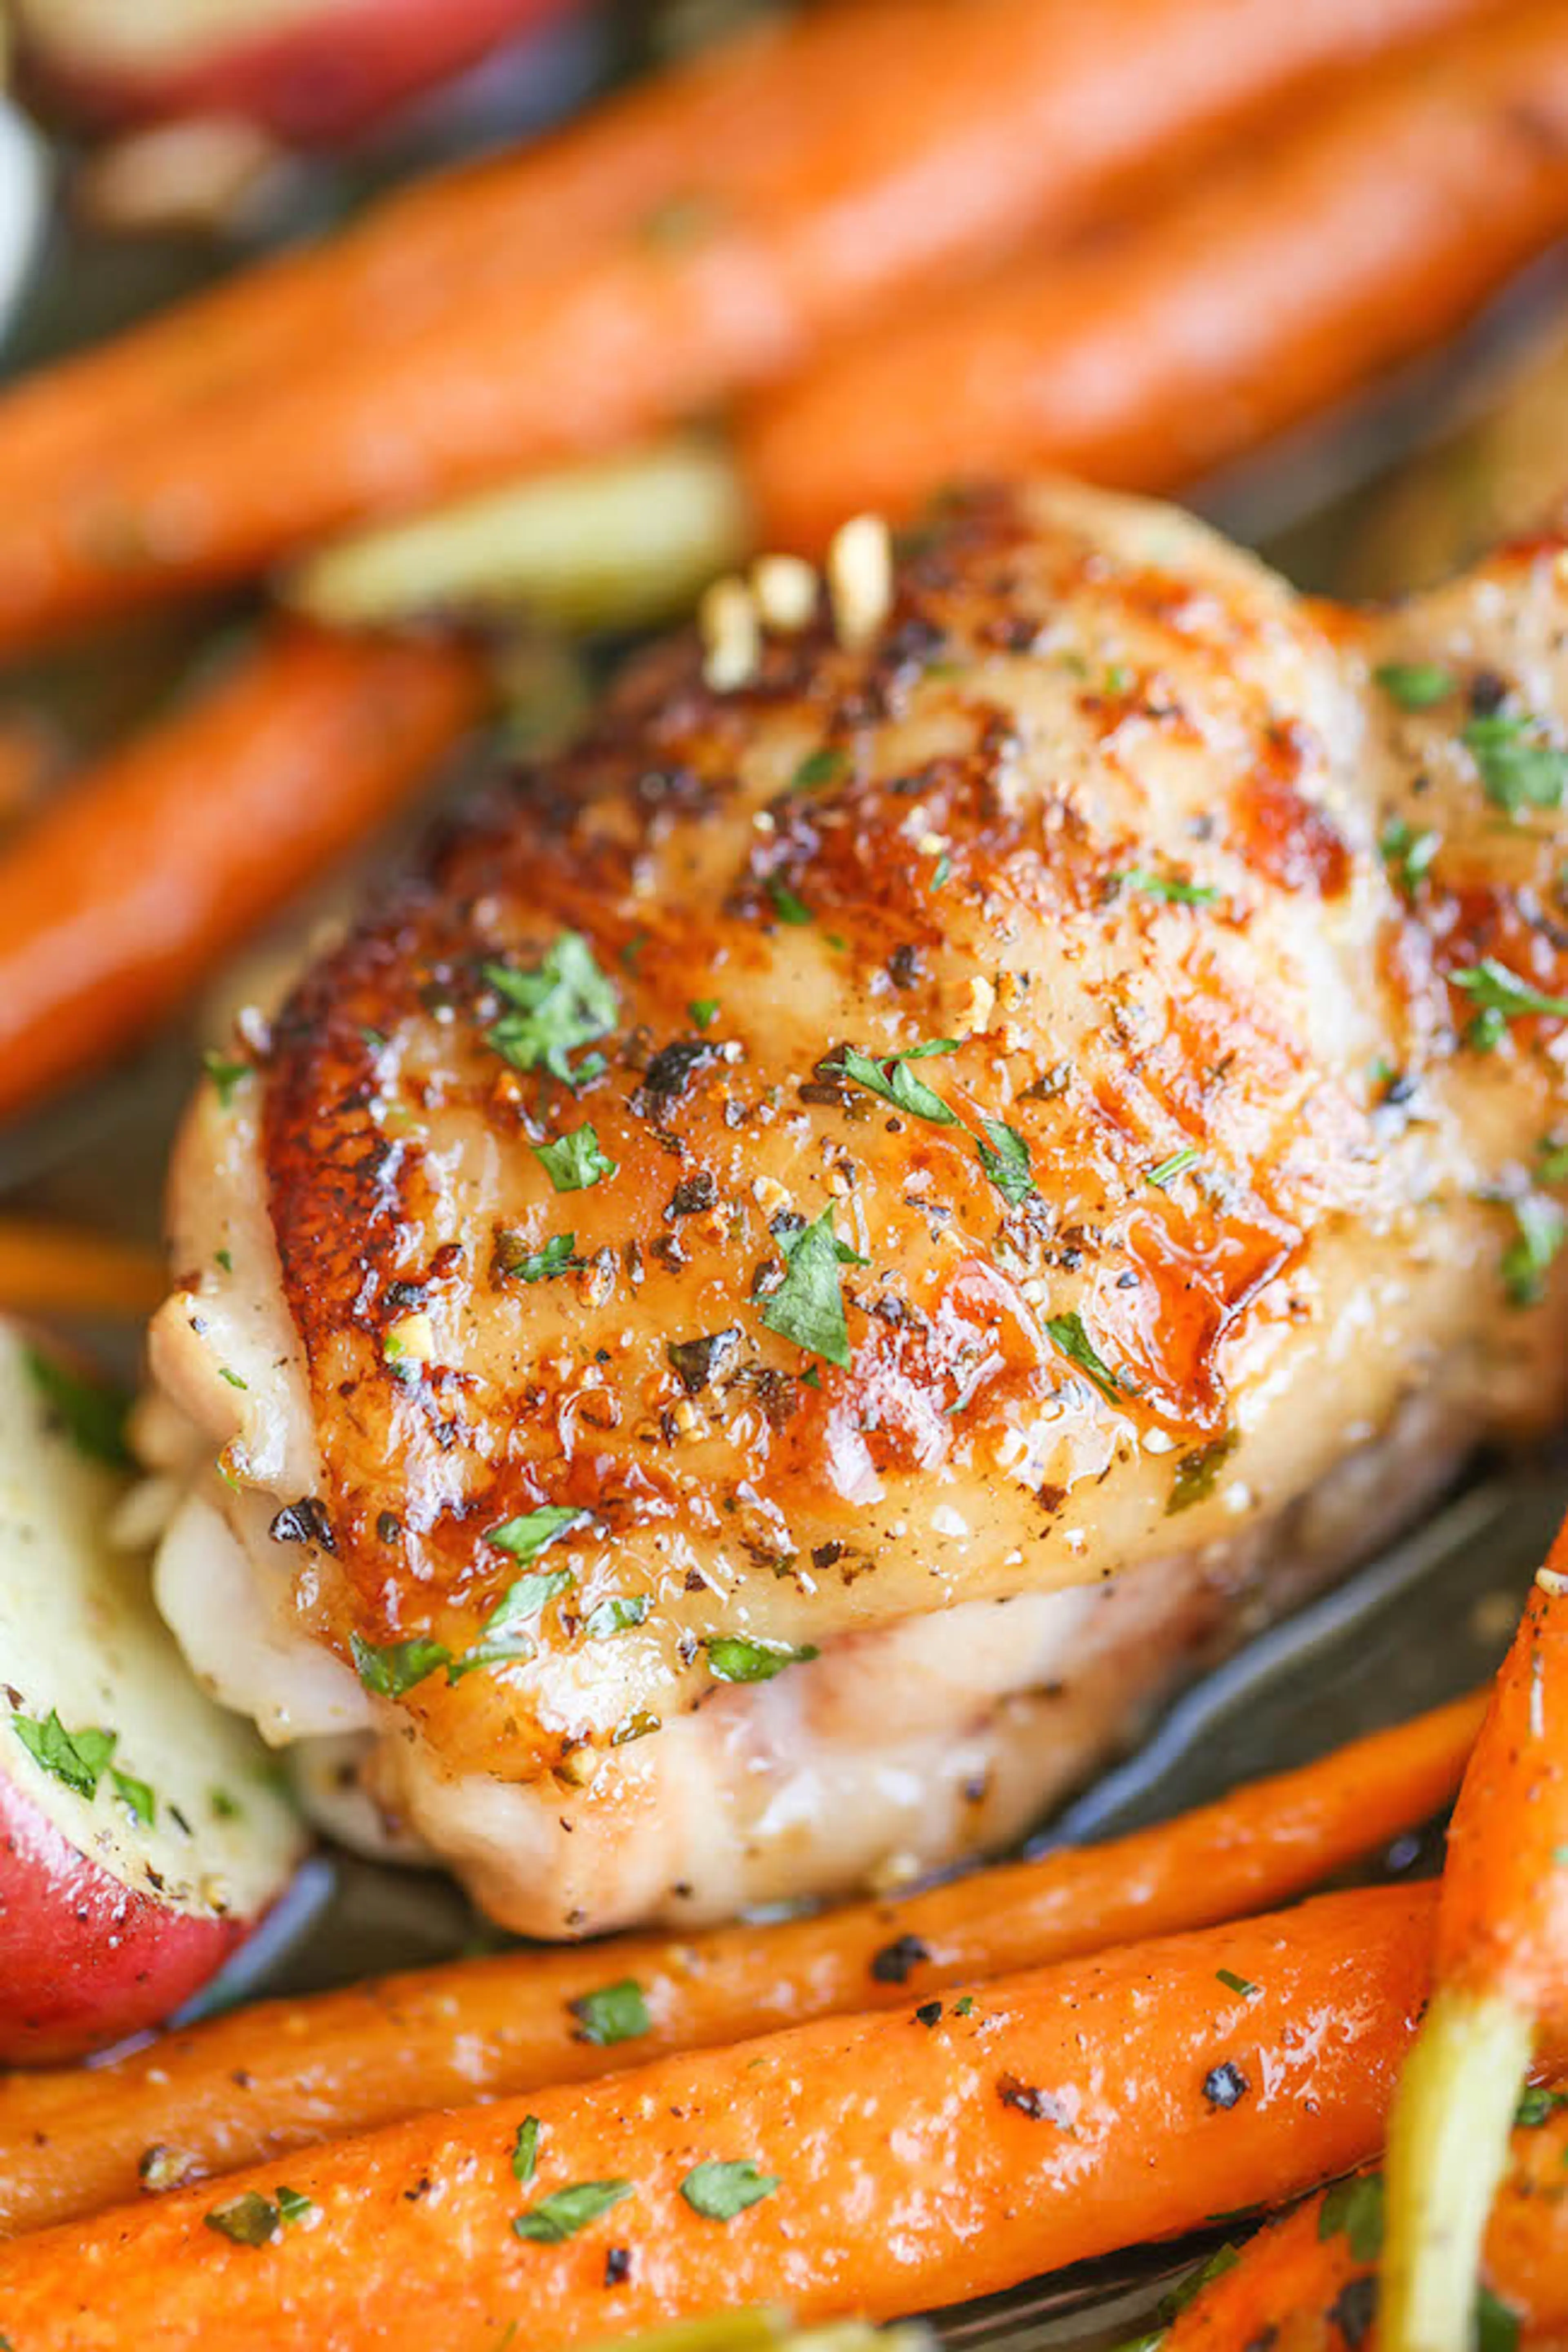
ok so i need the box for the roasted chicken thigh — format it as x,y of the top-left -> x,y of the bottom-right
144,479 -> 1568,1934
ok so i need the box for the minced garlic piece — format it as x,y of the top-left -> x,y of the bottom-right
827,513 -> 893,649
752,552 -> 818,633
699,575 -> 761,690
384,1311 -> 434,1364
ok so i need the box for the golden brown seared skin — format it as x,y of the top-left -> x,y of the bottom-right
148,479 -> 1568,1931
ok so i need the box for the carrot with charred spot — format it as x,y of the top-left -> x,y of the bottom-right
1381,1525 -> 1568,2352
0,1693 -> 1483,2235
0,1885 -> 1470,2349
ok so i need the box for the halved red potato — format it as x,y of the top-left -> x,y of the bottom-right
0,1322 -> 305,2062
13,0 -> 583,144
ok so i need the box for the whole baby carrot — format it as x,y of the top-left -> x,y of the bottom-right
0,1885 -> 1454,2350
0,1693 -> 1481,2235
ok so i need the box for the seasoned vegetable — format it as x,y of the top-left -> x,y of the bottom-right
0,1886 -> 1466,2344
0,1696 -> 1480,2231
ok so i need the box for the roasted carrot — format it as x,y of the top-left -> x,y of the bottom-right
0,1219 -> 166,1319
0,1693 -> 1481,2237
742,1 -> 1568,552
0,624 -> 481,1125
1163,2091 -> 1568,2352
0,1884 -> 1483,2349
0,0 -> 1516,652
1381,1525 -> 1568,2352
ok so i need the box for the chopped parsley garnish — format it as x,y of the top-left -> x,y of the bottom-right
449,1554 -> 577,1683
203,2186 -> 311,2247
11,1711 -> 118,1802
704,1635 -> 819,1685
767,876 -> 813,927
679,2160 -> 779,2221
202,1048 -> 251,1107
1120,868 -> 1218,907
838,1040 -> 960,1126
570,1980 -> 652,2047
512,2179 -> 632,2244
639,190 -> 722,249
349,1632 -> 450,1699
1516,2085 -> 1568,2129
690,998 -> 721,1031
1380,816 -> 1441,896
1043,1312 -> 1122,1403
496,1232 -> 580,1283
112,1768 -> 156,1826
204,2191 -> 281,2248
929,852 -> 952,892
1216,1969 -> 1258,1998
11,1716 -> 151,1822
791,746 -> 848,792
1160,2244 -> 1242,2325
486,1508 -> 582,1565
534,1123 -> 618,1193
1166,1428 -> 1238,1515
24,1344 -> 130,1466
1475,2287 -> 1521,2352
1318,2172 -> 1385,2263
1463,712 -> 1568,816
758,1206 -> 865,1369
1147,1147 -> 1200,1189
1538,1135 -> 1568,1183
512,2117 -> 541,2186
976,1118 -> 1036,1206
218,1366 -> 248,1391
1373,662 -> 1455,710
1452,959 -> 1568,1024
584,1594 -> 651,1640
1502,1195 -> 1566,1308
484,932 -> 618,1087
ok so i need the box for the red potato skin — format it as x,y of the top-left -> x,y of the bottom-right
0,1768 -> 246,2065
20,0 -> 580,142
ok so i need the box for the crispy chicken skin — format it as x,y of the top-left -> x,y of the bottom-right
146,479 -> 1568,1932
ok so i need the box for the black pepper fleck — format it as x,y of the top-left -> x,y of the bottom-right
870,1933 -> 931,1985
1203,2060 -> 1250,2110
1327,2277 -> 1377,2349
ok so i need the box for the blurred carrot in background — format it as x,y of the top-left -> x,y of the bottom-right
0,1217 -> 165,1318
743,2 -> 1568,548
0,0 -> 1515,653
0,625 -> 481,1124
